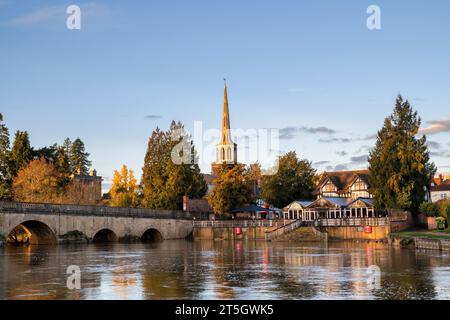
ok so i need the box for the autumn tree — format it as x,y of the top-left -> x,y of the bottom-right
12,157 -> 61,203
261,151 -> 316,208
368,95 -> 436,212
208,164 -> 254,216
110,165 -> 139,207
246,162 -> 262,197
10,131 -> 33,178
141,121 -> 207,210
0,113 -> 11,199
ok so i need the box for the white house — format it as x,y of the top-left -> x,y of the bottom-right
431,179 -> 450,202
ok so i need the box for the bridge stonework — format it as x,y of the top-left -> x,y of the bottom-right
0,202 -> 194,245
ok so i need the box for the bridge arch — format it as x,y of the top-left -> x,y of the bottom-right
141,228 -> 163,243
7,220 -> 57,245
93,228 -> 118,243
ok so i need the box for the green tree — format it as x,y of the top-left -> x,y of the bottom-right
141,121 -> 207,209
261,151 -> 316,208
69,138 -> 91,175
0,113 -> 11,199
62,138 -> 72,162
142,127 -> 170,208
163,121 -> 207,209
54,146 -> 72,188
10,131 -> 33,178
34,144 -> 58,162
208,164 -> 254,215
368,95 -> 436,212
419,201 -> 439,217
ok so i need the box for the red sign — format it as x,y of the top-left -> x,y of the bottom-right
364,226 -> 372,233
235,227 -> 242,235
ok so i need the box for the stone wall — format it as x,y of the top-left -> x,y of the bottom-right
415,238 -> 450,251
325,225 -> 390,241
193,226 -> 279,240
194,225 -> 390,242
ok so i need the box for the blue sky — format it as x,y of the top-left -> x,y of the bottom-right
1,0 -> 450,190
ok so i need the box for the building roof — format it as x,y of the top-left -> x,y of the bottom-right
431,179 -> 450,192
315,169 -> 370,195
347,197 -> 375,207
287,200 -> 314,209
307,197 -> 374,209
232,204 -> 274,213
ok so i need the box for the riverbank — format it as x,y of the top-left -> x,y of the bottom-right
391,229 -> 450,251
392,229 -> 450,240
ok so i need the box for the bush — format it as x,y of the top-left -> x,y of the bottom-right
437,201 -> 450,223
400,238 -> 413,247
445,206 -> 450,225
419,202 -> 439,217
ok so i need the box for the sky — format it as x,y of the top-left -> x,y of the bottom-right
1,0 -> 450,191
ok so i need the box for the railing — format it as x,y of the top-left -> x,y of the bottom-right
192,220 -> 285,228
0,201 -> 192,220
317,217 -> 390,227
265,219 -> 303,240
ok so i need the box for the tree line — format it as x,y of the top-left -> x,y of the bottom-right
0,113 -> 92,203
1,94 -> 437,216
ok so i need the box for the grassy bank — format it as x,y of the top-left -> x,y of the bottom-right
392,229 -> 450,240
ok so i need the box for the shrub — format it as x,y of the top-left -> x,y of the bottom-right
400,238 -> 413,247
437,201 -> 450,223
419,202 -> 439,217
445,206 -> 450,225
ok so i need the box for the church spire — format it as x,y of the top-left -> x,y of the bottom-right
212,79 -> 237,173
221,79 -> 233,144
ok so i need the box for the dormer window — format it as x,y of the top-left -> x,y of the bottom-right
351,178 -> 367,191
323,181 -> 335,192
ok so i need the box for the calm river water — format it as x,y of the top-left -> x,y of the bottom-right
0,240 -> 449,300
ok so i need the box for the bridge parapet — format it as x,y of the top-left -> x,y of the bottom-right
0,201 -> 192,220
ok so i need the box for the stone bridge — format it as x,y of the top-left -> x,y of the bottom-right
0,201 -> 194,245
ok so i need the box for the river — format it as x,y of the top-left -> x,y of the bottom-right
0,240 -> 449,300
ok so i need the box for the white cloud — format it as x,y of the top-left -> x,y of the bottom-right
9,5 -> 64,26
8,3 -> 110,27
420,118 -> 450,135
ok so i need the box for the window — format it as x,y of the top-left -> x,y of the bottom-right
323,181 -> 335,192
351,179 -> 367,191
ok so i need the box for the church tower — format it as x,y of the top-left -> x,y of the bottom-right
212,80 -> 237,174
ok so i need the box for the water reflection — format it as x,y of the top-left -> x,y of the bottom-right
0,240 -> 449,300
